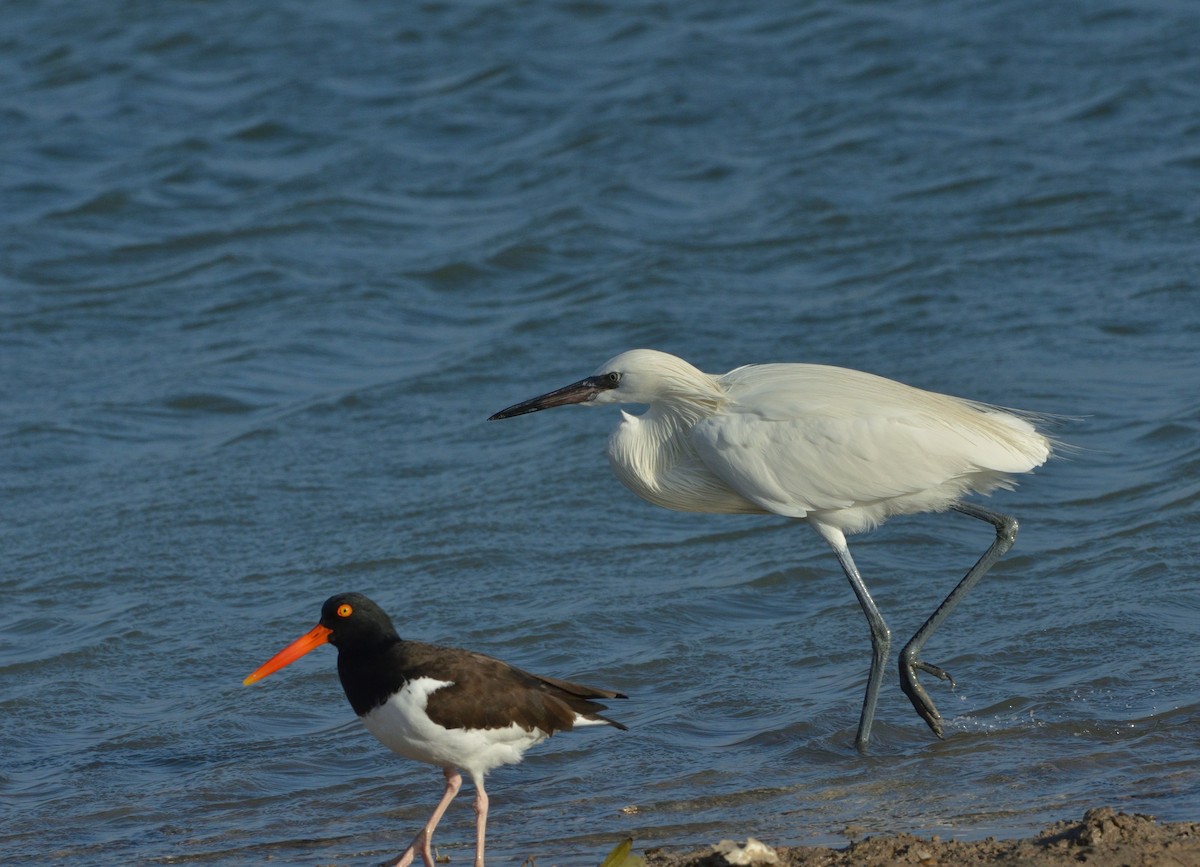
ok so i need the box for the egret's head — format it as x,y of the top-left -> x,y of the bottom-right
589,349 -> 712,406
488,349 -> 718,419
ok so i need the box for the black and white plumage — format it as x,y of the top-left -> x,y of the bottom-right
490,348 -> 1056,750
244,593 -> 626,867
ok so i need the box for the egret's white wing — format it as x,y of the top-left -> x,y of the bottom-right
691,364 -> 1051,518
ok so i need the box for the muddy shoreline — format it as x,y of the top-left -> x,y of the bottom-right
640,808 -> 1200,867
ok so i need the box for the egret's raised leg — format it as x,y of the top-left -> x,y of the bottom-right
900,503 -> 1019,738
389,767 -> 462,867
812,521 -> 892,753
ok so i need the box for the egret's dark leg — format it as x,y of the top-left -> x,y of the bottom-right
812,522 -> 891,752
900,503 -> 1019,738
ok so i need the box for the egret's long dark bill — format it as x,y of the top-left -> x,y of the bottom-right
243,623 -> 332,686
488,377 -> 606,420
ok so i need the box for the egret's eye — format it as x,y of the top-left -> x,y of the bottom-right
337,604 -> 353,618
605,371 -> 621,386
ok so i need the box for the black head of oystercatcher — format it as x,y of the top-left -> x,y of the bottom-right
244,592 -> 627,867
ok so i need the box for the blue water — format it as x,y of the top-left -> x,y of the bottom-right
3,1 -> 1199,864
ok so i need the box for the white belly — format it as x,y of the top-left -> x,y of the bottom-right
360,677 -> 548,777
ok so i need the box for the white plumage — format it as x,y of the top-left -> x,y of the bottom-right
600,352 -> 1050,532
361,678 -> 549,778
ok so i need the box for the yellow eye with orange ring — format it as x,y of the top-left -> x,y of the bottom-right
337,604 -> 353,618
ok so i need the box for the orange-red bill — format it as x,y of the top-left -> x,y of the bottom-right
243,623 -> 333,686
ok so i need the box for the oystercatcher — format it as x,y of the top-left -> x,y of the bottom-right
244,592 -> 627,867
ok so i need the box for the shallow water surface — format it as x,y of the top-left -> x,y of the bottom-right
3,1 -> 1199,864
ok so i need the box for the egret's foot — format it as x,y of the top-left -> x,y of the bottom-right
914,660 -> 956,688
900,653 -> 957,739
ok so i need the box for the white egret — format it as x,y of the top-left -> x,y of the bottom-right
489,348 -> 1055,750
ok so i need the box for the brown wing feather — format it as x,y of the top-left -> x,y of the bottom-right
400,642 -> 627,734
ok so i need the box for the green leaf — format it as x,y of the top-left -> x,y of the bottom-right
599,837 -> 645,867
